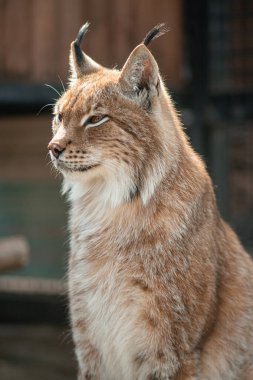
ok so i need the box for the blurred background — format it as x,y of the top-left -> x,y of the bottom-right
0,0 -> 252,379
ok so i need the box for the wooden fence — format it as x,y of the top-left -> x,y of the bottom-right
0,0 -> 183,88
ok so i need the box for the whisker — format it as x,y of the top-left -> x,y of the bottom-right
49,162 -> 61,178
45,83 -> 61,97
46,156 -> 58,174
57,74 -> 66,93
36,103 -> 55,116
45,152 -> 52,164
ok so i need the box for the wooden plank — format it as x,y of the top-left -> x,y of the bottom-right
3,0 -> 31,80
0,0 -> 184,87
109,0 -> 132,68
0,0 -> 6,76
159,0 -> 183,89
133,0 -> 183,89
85,0 -> 110,67
0,276 -> 65,294
31,0 -> 61,83
0,115 -> 55,181
58,0 -> 84,81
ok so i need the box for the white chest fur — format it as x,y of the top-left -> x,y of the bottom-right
67,190 -> 142,379
69,253 -> 140,380
67,182 -> 179,379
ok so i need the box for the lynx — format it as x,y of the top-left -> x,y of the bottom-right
48,23 -> 253,380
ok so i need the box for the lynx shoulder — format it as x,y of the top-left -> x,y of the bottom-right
48,23 -> 253,380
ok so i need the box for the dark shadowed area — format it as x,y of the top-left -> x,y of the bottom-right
0,325 -> 76,379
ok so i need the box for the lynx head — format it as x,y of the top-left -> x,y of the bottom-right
48,23 -> 181,206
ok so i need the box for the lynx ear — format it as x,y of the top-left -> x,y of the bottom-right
120,24 -> 167,107
69,22 -> 101,82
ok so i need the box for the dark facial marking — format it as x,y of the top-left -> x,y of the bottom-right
146,313 -> 157,328
134,352 -> 147,367
156,350 -> 165,361
132,278 -> 150,292
84,372 -> 94,380
146,375 -> 160,380
122,158 -> 130,165
129,186 -> 140,201
117,122 -> 139,140
68,87 -> 84,110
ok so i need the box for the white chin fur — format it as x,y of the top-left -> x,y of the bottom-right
62,166 -> 137,208
61,160 -> 164,207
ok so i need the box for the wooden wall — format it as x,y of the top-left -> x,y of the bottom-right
0,115 -> 52,181
0,0 -> 183,89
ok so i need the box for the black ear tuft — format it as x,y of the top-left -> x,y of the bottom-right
70,21 -> 101,80
143,23 -> 168,46
75,21 -> 90,47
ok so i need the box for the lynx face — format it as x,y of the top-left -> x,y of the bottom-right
49,23 -> 169,205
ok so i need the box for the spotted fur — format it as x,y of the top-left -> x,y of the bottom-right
48,24 -> 253,380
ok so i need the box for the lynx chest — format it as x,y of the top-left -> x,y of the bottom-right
68,239 -> 154,379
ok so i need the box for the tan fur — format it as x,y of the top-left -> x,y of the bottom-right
48,26 -> 253,380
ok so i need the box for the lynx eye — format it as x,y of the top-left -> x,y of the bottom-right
90,115 -> 104,124
82,115 -> 109,129
57,113 -> 63,122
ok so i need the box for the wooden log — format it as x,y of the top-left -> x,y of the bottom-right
0,236 -> 29,273
0,276 -> 65,295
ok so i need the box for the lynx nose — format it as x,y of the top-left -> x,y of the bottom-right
48,142 -> 65,159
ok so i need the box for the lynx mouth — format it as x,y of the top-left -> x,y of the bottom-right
57,161 -> 99,173
78,164 -> 99,172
